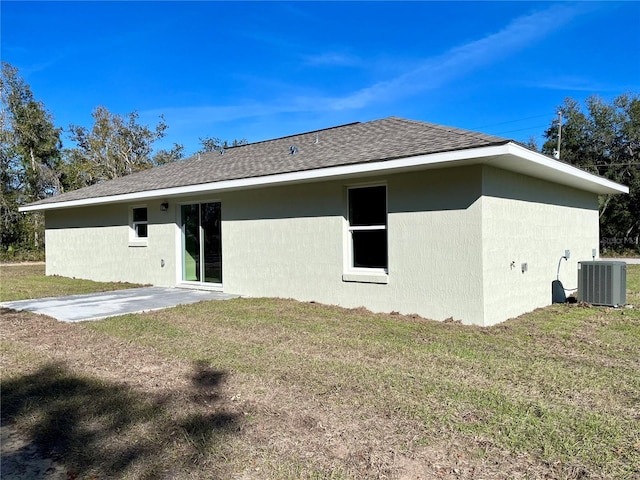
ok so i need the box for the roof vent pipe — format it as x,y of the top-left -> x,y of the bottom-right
314,133 -> 319,144
289,145 -> 299,155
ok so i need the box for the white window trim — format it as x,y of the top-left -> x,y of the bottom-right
129,205 -> 148,247
343,183 -> 389,284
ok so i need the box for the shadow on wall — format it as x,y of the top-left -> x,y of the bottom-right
482,166 -> 599,210
1,361 -> 240,478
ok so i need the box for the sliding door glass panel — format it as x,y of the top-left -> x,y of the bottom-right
181,204 -> 200,281
202,202 -> 222,283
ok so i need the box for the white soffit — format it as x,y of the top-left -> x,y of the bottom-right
487,143 -> 628,195
20,142 -> 628,212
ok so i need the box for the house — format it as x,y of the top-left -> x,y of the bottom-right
20,117 -> 628,326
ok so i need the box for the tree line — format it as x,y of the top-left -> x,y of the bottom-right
0,62 -> 245,257
540,94 -> 639,253
1,61 -> 638,257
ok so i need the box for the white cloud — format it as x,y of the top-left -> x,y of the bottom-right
302,52 -> 362,68
143,4 -> 588,126
528,76 -> 639,93
321,3 -> 586,111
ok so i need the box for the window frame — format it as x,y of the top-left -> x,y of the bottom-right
129,205 -> 148,246
343,183 -> 389,283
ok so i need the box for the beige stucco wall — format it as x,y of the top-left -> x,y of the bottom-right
45,200 -> 177,286
43,163 -> 601,326
480,166 -> 600,326
222,166 -> 486,323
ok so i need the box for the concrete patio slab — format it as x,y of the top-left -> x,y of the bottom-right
0,287 -> 240,322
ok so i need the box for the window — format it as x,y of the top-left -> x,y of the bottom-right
132,206 -> 148,238
348,185 -> 387,270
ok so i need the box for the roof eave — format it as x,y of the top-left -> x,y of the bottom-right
494,143 -> 628,195
19,142 -> 628,212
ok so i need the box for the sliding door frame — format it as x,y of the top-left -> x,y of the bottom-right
176,199 -> 223,290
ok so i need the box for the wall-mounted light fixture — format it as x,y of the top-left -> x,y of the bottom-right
160,202 -> 169,211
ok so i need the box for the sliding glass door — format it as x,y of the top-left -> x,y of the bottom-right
181,202 -> 222,284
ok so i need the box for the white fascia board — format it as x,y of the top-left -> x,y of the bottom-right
500,143 -> 628,194
18,145 -> 503,212
19,143 -> 628,212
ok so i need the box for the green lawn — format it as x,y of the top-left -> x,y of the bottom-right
1,263 -> 639,479
0,263 -> 140,301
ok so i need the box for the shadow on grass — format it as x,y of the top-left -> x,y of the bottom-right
1,361 -> 240,478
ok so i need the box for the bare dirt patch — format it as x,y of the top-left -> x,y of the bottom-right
1,421 -> 66,480
4,305 -> 633,479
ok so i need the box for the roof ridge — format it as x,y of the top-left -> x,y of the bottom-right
386,116 -> 509,143
29,115 -> 579,209
203,117 -> 505,156
239,121 -> 362,148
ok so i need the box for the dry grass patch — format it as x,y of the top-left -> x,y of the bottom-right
1,310 -> 244,479
1,265 -> 639,478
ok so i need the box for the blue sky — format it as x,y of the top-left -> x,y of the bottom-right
2,1 -> 639,156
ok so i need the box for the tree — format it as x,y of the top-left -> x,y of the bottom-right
1,62 -> 62,251
542,94 -> 640,253
153,143 -> 185,166
64,106 -> 182,189
0,97 -> 21,249
198,136 -> 248,153
525,135 -> 539,151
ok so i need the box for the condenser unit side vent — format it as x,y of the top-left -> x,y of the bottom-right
577,261 -> 626,307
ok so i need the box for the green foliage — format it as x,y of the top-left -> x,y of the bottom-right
1,61 -> 62,251
198,136 -> 248,153
2,62 -> 258,254
153,142 -> 185,166
0,246 -> 44,262
0,119 -> 21,246
1,63 -> 63,200
542,94 -> 640,253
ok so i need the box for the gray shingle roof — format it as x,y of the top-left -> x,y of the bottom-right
29,116 -> 510,206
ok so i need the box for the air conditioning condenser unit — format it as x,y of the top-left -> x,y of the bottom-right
577,261 -> 626,307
